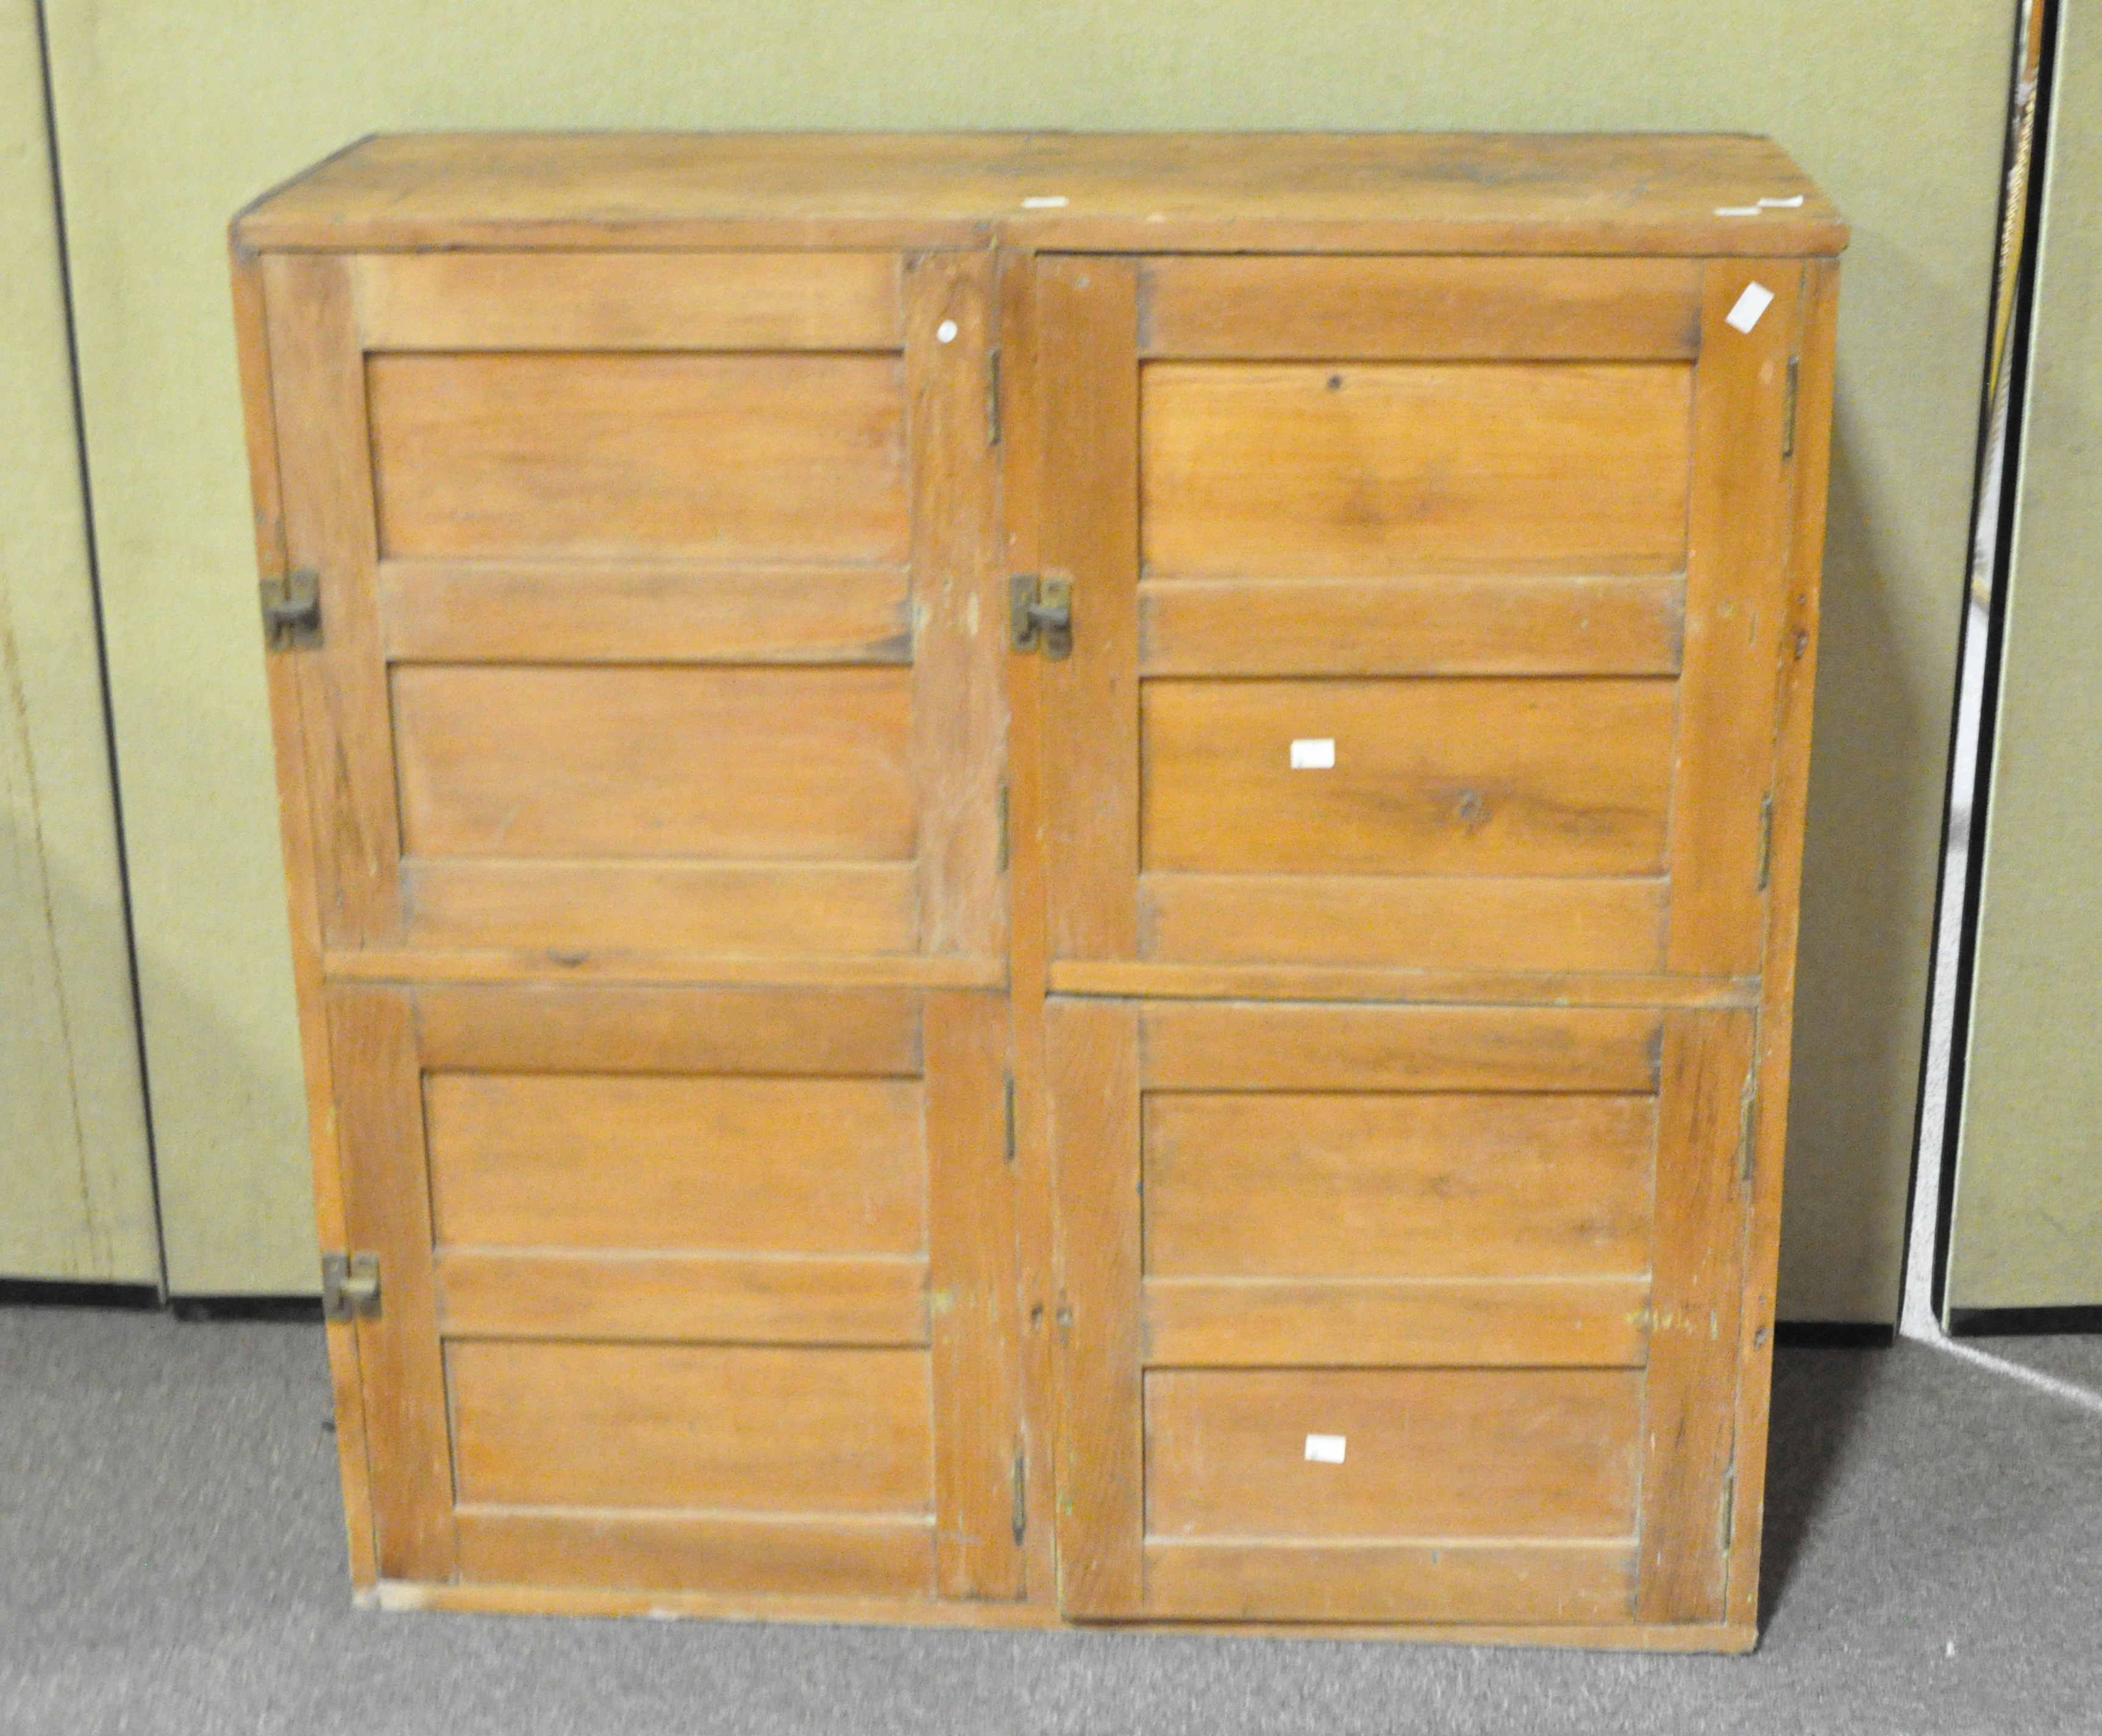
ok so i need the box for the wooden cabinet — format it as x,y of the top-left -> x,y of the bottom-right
234,132 -> 1844,1650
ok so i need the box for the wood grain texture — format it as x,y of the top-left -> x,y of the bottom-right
1141,255 -> 1701,360
1141,1278 -> 1649,1370
905,253 -> 1007,958
332,948 -> 997,990
1138,1002 -> 1663,1095
367,351 -> 908,563
1665,261 -> 1801,974
1141,678 -> 1676,877
411,984 -> 922,1077
1141,363 -> 1691,578
354,251 -> 903,351
326,986 -> 454,1579
263,252 -> 402,947
1137,574 -> 1684,677
424,1073 -> 925,1253
379,561 -> 912,665
392,664 -> 914,862
1145,1368 -> 1642,1540
1142,1540 -> 1636,1625
1049,961 -> 1755,1009
1638,1011 -> 1756,1623
1143,1092 -> 1654,1279
402,859 -> 918,956
447,1340 -> 933,1514
235,240 -> 378,1588
434,1250 -> 928,1346
1139,873 -> 1666,974
235,133 -> 1847,259
925,990 -> 1024,1599
1044,997 -> 1144,1617
1728,254 -> 1839,1628
1039,257 -> 1141,961
454,1508 -> 935,1598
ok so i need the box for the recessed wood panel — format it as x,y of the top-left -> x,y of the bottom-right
1141,362 -> 1691,577
1141,1277 -> 1650,1369
1139,1002 -> 1664,1095
1142,678 -> 1675,877
379,561 -> 912,664
1141,256 -> 1702,360
1136,574 -> 1683,677
1139,873 -> 1666,973
1144,1092 -> 1654,1279
367,351 -> 908,563
426,1073 -> 925,1254
1144,1540 -> 1636,1624
1145,1368 -> 1642,1540
393,664 -> 914,861
435,1250 -> 928,1346
455,1508 -> 934,1598
448,1341 -> 933,1514
403,859 -> 918,955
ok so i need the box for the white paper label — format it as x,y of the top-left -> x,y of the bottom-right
1305,1434 -> 1347,1464
1289,738 -> 1336,770
1726,282 -> 1776,334
936,319 -> 958,344
1022,195 -> 1069,208
1757,194 -> 1806,208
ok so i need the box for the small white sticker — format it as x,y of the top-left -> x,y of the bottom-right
1713,205 -> 1762,217
1022,195 -> 1069,209
1725,282 -> 1775,334
1289,738 -> 1336,770
1757,194 -> 1806,208
1305,1434 -> 1347,1464
936,319 -> 958,344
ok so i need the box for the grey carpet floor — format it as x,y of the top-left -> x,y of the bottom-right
2,1309 -> 2099,1735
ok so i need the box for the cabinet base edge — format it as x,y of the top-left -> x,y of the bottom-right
361,1581 -> 1755,1651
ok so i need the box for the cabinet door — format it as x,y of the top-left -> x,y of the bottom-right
1047,997 -> 1755,1626
330,982 -> 1021,1601
1038,255 -> 1806,982
264,251 -> 1003,967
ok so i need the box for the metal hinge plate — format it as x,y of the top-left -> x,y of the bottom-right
1756,792 -> 1775,890
1719,1468 -> 1737,1555
987,347 -> 1002,447
1010,574 -> 1072,659
1003,1075 -> 1017,1164
1011,1446 -> 1027,1545
261,567 -> 321,650
321,1251 -> 381,1322
1739,1076 -> 1760,1188
1783,357 -> 1800,458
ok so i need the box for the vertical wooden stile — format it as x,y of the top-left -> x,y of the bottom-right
925,989 -> 1025,1598
1038,258 -> 1141,961
262,254 -> 403,948
1046,997 -> 1144,1615
328,984 -> 455,1582
1638,1009 -> 1757,1621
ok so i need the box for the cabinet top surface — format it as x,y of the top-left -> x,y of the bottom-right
235,132 -> 1846,256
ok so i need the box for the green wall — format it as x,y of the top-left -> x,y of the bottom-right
39,1 -> 2015,1312
0,0 -> 157,1284
1948,4 -> 2102,1311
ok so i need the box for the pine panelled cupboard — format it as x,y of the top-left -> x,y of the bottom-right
233,133 -> 1844,1651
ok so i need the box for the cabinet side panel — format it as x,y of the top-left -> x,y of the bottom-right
235,241 -> 377,1587
1730,255 -> 1838,1627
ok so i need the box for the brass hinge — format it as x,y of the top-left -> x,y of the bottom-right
1003,1075 -> 1017,1164
320,1251 -> 380,1322
260,567 -> 321,650
1783,357 -> 1800,458
1756,792 -> 1774,890
1010,574 -> 1072,658
1739,1075 -> 1760,1188
986,347 -> 1002,447
1011,1445 -> 1027,1545
996,783 -> 1010,873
